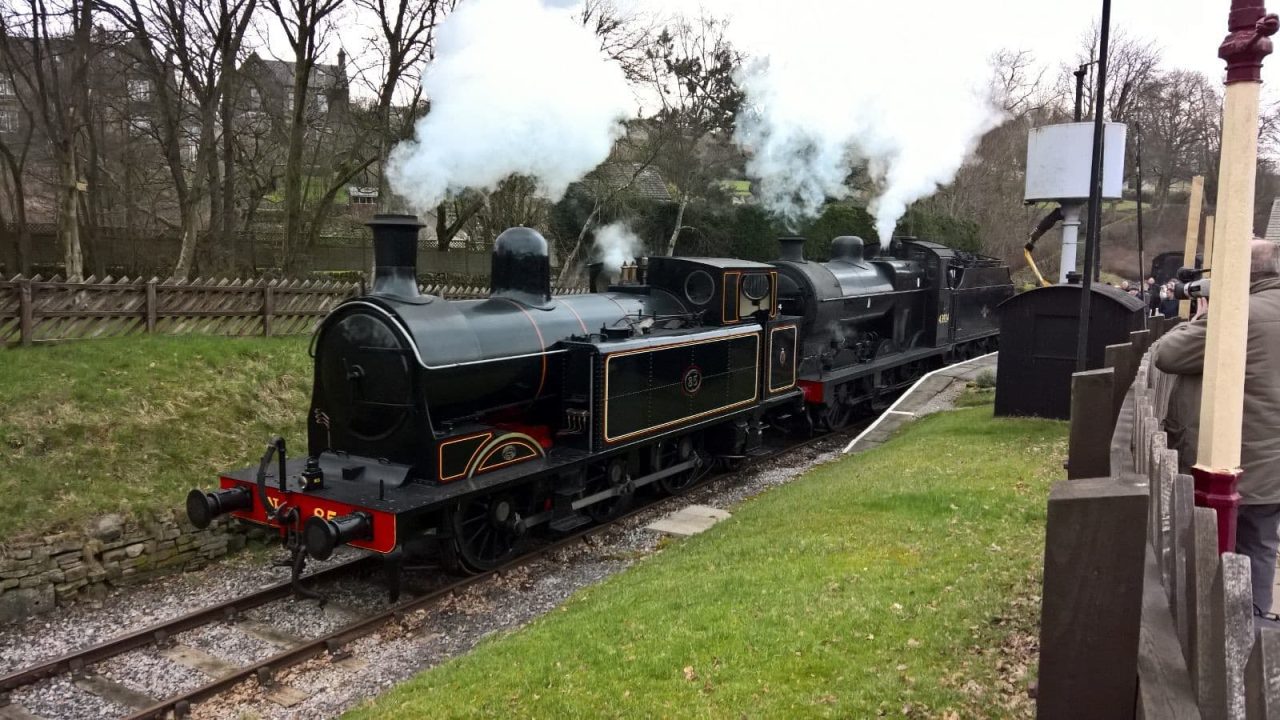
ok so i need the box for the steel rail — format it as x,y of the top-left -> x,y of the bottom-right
123,427 -> 864,720
0,555 -> 374,695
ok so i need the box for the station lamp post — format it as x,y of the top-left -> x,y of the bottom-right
1195,0 -> 1278,552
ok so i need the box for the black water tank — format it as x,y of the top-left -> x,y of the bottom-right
994,284 -> 1145,419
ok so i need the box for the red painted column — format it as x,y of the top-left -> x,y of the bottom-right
1193,467 -> 1243,553
1192,0 -> 1277,554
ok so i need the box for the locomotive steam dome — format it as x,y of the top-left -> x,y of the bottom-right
830,236 -> 866,263
491,226 -> 552,306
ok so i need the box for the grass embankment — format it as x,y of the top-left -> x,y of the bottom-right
348,396 -> 1066,719
0,336 -> 311,540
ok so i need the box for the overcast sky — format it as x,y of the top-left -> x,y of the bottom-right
304,0 -> 1263,84
292,0 -> 1272,110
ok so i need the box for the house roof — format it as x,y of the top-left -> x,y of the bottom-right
247,54 -> 346,91
579,162 -> 672,203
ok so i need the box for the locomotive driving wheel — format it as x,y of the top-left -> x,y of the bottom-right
585,460 -> 634,523
819,401 -> 852,431
815,384 -> 853,431
658,436 -> 701,495
446,493 -> 525,573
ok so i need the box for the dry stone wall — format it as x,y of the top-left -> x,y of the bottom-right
0,510 -> 248,624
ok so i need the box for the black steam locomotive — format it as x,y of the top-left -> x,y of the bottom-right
187,215 -> 1012,591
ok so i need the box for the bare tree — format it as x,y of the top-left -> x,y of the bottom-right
989,48 -> 1061,116
0,0 -> 94,279
644,14 -> 743,256
926,48 -> 1066,268
555,126 -> 661,283
350,0 -> 449,204
0,51 -> 35,274
579,0 -> 656,85
434,191 -> 483,250
464,175 -> 549,247
1137,70 -> 1222,205
263,0 -> 341,267
1068,23 -> 1161,122
99,0 -> 258,278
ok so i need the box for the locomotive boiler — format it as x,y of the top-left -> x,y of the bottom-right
186,214 -> 1012,593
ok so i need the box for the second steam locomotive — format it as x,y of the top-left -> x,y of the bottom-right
187,215 -> 1012,590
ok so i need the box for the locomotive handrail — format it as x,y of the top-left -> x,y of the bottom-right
327,300 -> 568,370
256,436 -> 288,519
819,288 -> 929,303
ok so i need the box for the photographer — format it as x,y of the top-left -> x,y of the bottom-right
1153,239 -> 1280,620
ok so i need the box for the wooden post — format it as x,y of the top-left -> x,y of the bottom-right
1180,175 -> 1205,319
1037,477 -> 1148,720
1205,552 -> 1254,719
1193,1 -> 1276,554
1171,473 -> 1196,651
1136,542 -> 1202,720
1105,342 -> 1137,421
145,279 -> 158,334
1245,627 -> 1280,718
1191,507 -> 1221,703
1068,368 -> 1115,479
262,285 -> 275,337
17,278 -> 33,347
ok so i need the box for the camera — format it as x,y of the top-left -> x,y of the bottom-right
1172,266 -> 1210,301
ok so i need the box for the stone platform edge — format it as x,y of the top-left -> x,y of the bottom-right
844,352 -> 998,455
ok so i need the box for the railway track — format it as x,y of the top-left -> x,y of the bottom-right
0,425 -> 864,720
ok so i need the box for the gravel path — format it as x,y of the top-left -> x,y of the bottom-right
0,377 -> 976,720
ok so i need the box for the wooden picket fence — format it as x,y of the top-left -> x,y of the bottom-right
1040,318 -> 1280,719
0,275 -> 589,347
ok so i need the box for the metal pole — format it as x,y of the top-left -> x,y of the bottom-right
1193,0 -> 1278,553
1059,204 -> 1083,284
1074,66 -> 1087,122
1074,0 -> 1111,373
1093,132 -> 1107,283
1135,120 -> 1147,328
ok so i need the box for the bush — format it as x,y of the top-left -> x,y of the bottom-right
800,204 -> 877,261
895,207 -> 982,253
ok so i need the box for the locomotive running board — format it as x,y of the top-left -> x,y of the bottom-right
522,458 -> 698,528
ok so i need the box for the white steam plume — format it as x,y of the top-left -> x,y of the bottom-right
593,221 -> 642,273
387,0 -> 633,212
719,1 -> 1007,246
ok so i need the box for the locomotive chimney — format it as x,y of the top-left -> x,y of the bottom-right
588,261 -> 609,292
492,226 -> 552,306
778,236 -> 806,262
367,213 -> 423,298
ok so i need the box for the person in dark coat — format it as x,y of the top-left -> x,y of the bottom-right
1145,276 -> 1160,315
1153,239 -> 1280,618
1159,281 -> 1180,318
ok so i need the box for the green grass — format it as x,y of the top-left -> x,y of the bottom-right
0,336 -> 311,539
265,174 -> 351,204
347,402 -> 1065,719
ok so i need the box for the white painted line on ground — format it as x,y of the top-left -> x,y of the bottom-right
842,352 -> 998,455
